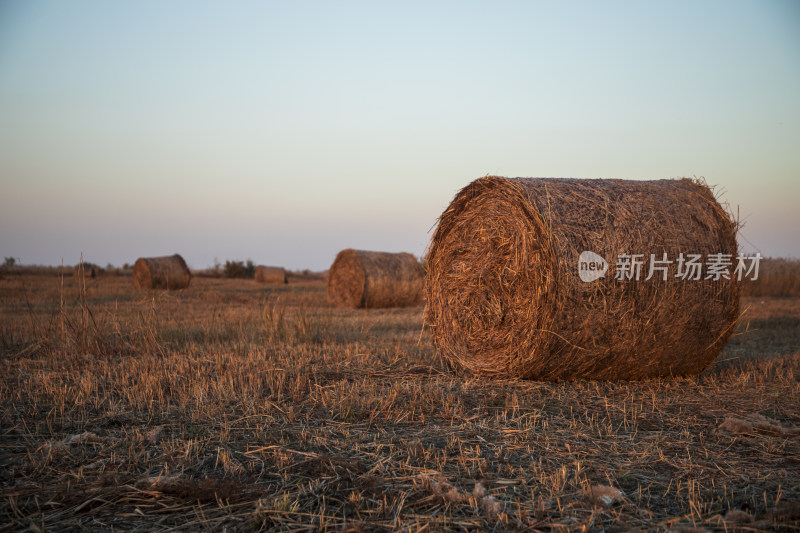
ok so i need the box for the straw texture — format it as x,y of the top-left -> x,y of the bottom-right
133,254 -> 191,290
425,176 -> 740,379
255,266 -> 288,284
328,249 -> 424,308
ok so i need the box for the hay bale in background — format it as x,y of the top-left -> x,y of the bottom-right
255,265 -> 288,284
328,249 -> 424,308
73,262 -> 101,279
425,176 -> 740,380
133,254 -> 191,290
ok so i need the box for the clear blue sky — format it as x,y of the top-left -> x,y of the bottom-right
1,1 -> 798,270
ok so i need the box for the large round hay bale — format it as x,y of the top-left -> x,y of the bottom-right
425,176 -> 740,380
328,249 -> 425,308
133,254 -> 191,290
255,265 -> 288,284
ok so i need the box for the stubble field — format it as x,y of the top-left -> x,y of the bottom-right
1,273 -> 798,532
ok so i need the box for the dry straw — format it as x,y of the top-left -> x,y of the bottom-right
133,254 -> 191,290
425,176 -> 740,380
327,249 -> 424,308
255,266 -> 288,284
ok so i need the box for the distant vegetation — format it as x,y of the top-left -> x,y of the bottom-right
741,257 -> 800,297
223,259 -> 256,279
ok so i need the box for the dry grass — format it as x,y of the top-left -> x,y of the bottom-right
0,274 -> 798,531
426,176 -> 740,380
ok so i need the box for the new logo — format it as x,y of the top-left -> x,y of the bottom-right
578,251 -> 608,282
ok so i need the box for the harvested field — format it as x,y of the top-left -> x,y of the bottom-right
0,274 -> 798,531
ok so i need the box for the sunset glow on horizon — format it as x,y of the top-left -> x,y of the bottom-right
1,1 -> 798,270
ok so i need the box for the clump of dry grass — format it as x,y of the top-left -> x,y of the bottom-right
723,508 -> 753,524
473,482 -> 502,517
425,176 -> 740,379
719,413 -> 800,437
254,265 -> 288,284
133,254 -> 191,290
719,417 -> 754,434
585,484 -> 625,507
46,430 -> 102,450
327,249 -> 424,308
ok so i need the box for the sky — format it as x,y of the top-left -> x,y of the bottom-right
1,1 -> 798,271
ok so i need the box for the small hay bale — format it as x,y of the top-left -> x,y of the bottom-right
425,176 -> 740,380
327,249 -> 424,308
255,265 -> 288,284
73,263 -> 100,278
133,254 -> 191,290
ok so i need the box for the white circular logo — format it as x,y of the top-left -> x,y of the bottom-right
578,251 -> 608,282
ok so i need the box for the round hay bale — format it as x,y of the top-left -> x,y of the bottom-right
255,265 -> 288,284
133,254 -> 191,290
73,263 -> 102,278
425,176 -> 740,380
74,265 -> 90,278
328,249 -> 425,308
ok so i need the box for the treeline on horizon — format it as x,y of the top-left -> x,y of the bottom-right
1,256 -> 799,297
0,257 -> 323,281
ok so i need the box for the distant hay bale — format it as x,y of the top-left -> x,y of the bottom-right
254,265 -> 288,284
327,249 -> 424,308
133,254 -> 191,290
425,176 -> 740,380
73,263 -> 101,279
